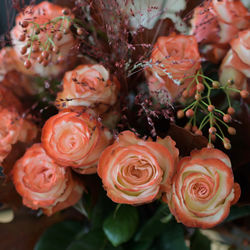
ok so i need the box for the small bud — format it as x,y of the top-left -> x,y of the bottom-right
20,46 -> 27,55
24,60 -> 31,69
77,27 -> 84,35
228,127 -> 236,135
35,27 -> 40,35
21,20 -> 29,28
207,143 -> 214,149
26,41 -> 31,48
62,8 -> 70,15
223,114 -> 232,123
186,109 -> 194,118
182,90 -> 189,98
57,55 -> 64,64
212,81 -> 220,88
63,28 -> 69,34
223,141 -> 231,150
197,83 -> 204,92
195,129 -> 203,136
19,34 -> 26,41
240,90 -> 249,99
55,32 -> 63,41
195,93 -> 201,100
208,105 -> 215,112
52,46 -> 59,54
32,44 -> 39,52
223,137 -> 230,144
227,107 -> 235,115
209,126 -> 217,134
177,110 -> 184,119
41,51 -> 49,59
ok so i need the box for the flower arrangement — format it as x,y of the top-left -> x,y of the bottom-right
0,0 -> 249,249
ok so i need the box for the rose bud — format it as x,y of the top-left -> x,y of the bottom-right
10,1 -> 76,77
220,29 -> 250,95
12,144 -> 84,216
98,130 -> 179,204
56,64 -> 120,115
146,34 -> 201,102
41,110 -> 113,174
165,148 -> 241,228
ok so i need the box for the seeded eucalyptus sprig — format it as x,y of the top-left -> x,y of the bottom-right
177,70 -> 249,149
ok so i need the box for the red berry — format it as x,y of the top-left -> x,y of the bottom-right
184,123 -> 192,131
195,130 -> 203,136
55,32 -> 63,41
209,127 -> 217,134
195,93 -> 201,100
177,110 -> 184,119
182,90 -> 189,98
21,20 -> 29,28
24,60 -> 31,69
208,105 -> 215,112
240,90 -> 249,99
186,109 -> 194,118
62,8 -> 70,15
37,56 -> 43,64
223,142 -> 231,150
197,83 -> 204,92
77,28 -> 84,35
42,59 -> 49,67
19,34 -> 26,41
52,46 -> 59,54
227,107 -> 235,115
41,51 -> 49,59
223,114 -> 232,123
228,127 -> 236,135
207,143 -> 214,149
20,46 -> 27,55
192,125 -> 198,132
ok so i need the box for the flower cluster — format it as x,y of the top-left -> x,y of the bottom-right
0,0 -> 247,230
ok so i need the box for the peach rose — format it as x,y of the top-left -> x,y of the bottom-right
98,131 -> 178,204
10,1 -> 76,77
166,148 -> 241,229
220,29 -> 250,92
56,64 -> 119,114
146,34 -> 200,101
41,110 -> 113,174
190,0 -> 249,62
12,143 -> 84,216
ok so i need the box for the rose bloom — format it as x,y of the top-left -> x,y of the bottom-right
41,110 -> 113,174
12,143 -> 84,216
190,0 -> 249,62
10,1 -> 76,77
166,148 -> 241,229
146,34 -> 200,101
220,29 -> 250,93
98,130 -> 179,204
56,64 -> 119,114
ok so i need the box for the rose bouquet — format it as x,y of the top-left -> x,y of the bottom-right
0,0 -> 249,249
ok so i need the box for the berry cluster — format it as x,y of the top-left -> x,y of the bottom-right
177,71 -> 249,149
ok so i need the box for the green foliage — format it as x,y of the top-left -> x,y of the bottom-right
190,230 -> 211,250
103,205 -> 139,247
34,220 -> 84,250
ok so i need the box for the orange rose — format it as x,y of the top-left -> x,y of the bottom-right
12,143 -> 84,216
56,64 -> 119,114
41,110 -> 113,174
166,148 -> 241,229
146,34 -> 200,101
190,0 -> 249,62
10,1 -> 76,77
220,29 -> 250,92
0,86 -> 37,163
98,131 -> 178,204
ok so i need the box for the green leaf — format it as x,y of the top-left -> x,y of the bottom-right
224,205 -> 250,222
128,240 -> 153,250
34,220 -> 84,250
135,203 -> 170,241
190,230 -> 211,250
103,205 -> 139,247
67,229 -> 121,250
156,220 -> 188,250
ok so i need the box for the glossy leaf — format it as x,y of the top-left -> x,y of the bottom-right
190,230 -> 211,250
103,205 -> 139,247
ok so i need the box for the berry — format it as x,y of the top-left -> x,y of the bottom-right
19,34 -> 26,41
41,51 -> 49,59
177,110 -> 184,119
55,32 -> 63,41
195,93 -> 201,100
207,143 -> 214,149
227,107 -> 235,115
37,56 -> 43,64
223,142 -> 231,150
52,46 -> 59,54
182,90 -> 189,98
32,45 -> 39,52
223,114 -> 232,123
62,9 -> 70,15
21,20 -> 29,28
228,127 -> 236,135
186,109 -> 194,118
20,46 -> 27,55
197,83 -> 204,92
42,59 -> 49,67
240,90 -> 249,99
77,28 -> 84,35
24,60 -> 31,69
208,105 -> 215,112
195,130 -> 202,136
192,125 -> 198,132
212,81 -> 220,88
209,127 -> 216,134
184,123 -> 192,131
